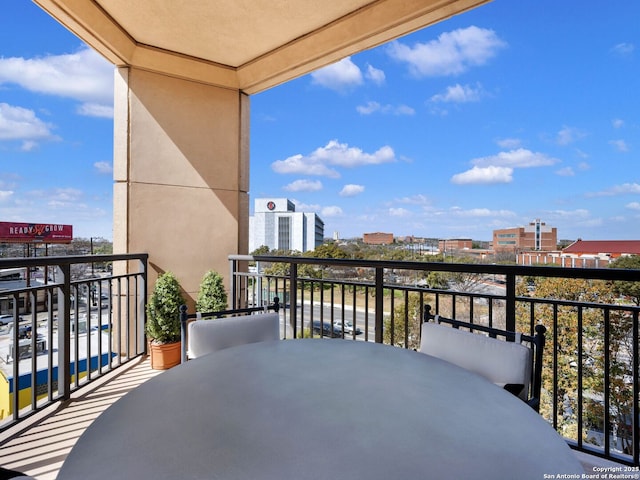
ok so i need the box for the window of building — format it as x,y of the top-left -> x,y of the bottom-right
278,217 -> 291,251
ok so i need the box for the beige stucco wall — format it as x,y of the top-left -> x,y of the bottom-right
113,67 -> 249,306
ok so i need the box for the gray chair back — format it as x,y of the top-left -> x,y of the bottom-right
187,312 -> 279,359
421,305 -> 546,411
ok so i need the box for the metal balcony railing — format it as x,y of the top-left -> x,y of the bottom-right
0,253 -> 148,430
230,254 -> 640,466
2,252 -> 637,468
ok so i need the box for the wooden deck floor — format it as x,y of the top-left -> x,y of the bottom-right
0,356 -> 160,479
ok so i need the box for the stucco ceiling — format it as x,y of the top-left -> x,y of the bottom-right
34,0 -> 490,94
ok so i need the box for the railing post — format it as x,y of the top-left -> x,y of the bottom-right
139,256 -> 148,355
256,260 -> 263,307
229,257 -> 238,310
290,263 -> 298,338
180,305 -> 188,364
505,272 -> 516,333
57,263 -> 72,400
375,267 -> 384,343
633,310 -> 639,466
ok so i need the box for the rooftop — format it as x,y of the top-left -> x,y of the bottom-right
563,240 -> 640,255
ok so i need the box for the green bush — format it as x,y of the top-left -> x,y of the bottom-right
196,270 -> 228,313
146,272 -> 185,344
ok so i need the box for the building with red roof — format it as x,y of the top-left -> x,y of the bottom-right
517,239 -> 640,268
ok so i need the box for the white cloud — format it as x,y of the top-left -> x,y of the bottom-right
496,138 -> 521,149
271,140 -> 396,178
0,103 -> 57,145
587,183 -> 640,197
283,179 -> 323,192
365,64 -> 385,85
0,190 -> 14,201
0,46 -> 114,114
321,206 -> 344,217
387,26 -> 507,77
389,207 -> 410,217
471,148 -> 559,168
339,184 -> 365,197
626,202 -> 640,211
50,188 -> 83,203
271,154 -> 340,178
311,57 -> 363,92
556,126 -> 586,146
449,207 -> 515,218
611,42 -> 635,57
452,148 -> 560,186
94,161 -> 113,174
396,194 -> 430,205
356,101 -> 381,115
451,165 -> 513,185
612,118 -> 624,128
430,83 -> 484,103
20,140 -> 38,152
292,201 -> 320,212
356,101 -> 415,116
556,167 -> 575,176
394,105 -> 416,116
77,103 -> 114,119
609,139 -> 629,152
545,209 -> 590,219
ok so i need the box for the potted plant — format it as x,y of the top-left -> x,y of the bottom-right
196,270 -> 228,315
146,271 -> 185,370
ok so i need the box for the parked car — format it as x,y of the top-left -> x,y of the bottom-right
311,320 -> 342,338
338,320 -> 362,335
0,314 -> 22,326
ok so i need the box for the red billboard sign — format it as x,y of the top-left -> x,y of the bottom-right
0,222 -> 73,244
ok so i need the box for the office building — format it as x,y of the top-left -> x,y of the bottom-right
363,232 -> 394,245
439,238 -> 472,253
249,198 -> 324,253
493,219 -> 557,253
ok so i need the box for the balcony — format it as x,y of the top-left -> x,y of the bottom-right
0,253 -> 638,476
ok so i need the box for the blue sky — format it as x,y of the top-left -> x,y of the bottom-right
1,1 -> 638,242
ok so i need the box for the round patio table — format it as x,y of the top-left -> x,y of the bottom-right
58,339 -> 584,479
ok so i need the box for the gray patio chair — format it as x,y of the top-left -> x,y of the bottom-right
180,298 -> 280,362
419,305 -> 546,411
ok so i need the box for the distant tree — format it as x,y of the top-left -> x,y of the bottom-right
260,249 -> 302,277
251,245 -> 271,255
428,256 -> 485,293
589,308 -> 635,454
426,271 -> 449,289
516,276 -> 634,451
608,255 -> 640,305
516,277 -> 603,440
383,292 -> 423,349
307,243 -> 349,259
263,261 -> 292,277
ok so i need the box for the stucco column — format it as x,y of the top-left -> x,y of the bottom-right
113,67 -> 249,306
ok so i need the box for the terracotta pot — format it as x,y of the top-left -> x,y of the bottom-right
149,341 -> 182,370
